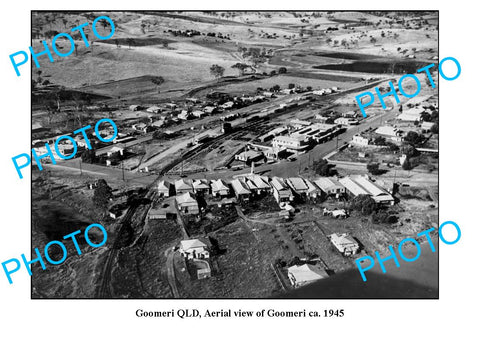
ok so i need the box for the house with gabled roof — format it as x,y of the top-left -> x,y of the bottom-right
270,177 -> 294,204
157,180 -> 174,197
329,233 -> 360,256
175,192 -> 199,215
211,179 -> 230,197
179,238 -> 210,259
287,264 -> 329,288
231,178 -> 252,201
175,179 -> 194,194
193,179 -> 210,195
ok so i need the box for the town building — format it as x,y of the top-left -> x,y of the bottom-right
290,119 -> 311,130
286,177 -> 309,197
329,233 -> 360,256
305,179 -> 321,200
146,105 -> 162,113
421,121 -> 435,132
339,175 -> 394,205
175,179 -> 194,195
270,177 -> 294,204
175,192 -> 199,215
210,179 -> 230,198
157,180 -> 174,197
351,134 -> 370,146
375,125 -> 402,137
314,177 -> 345,198
230,178 -> 252,201
272,135 -> 310,154
149,198 -> 177,220
334,117 -> 359,125
235,150 -> 265,164
179,239 -> 210,259
398,107 -> 424,122
192,179 -> 210,195
192,259 -> 211,279
287,264 -> 329,288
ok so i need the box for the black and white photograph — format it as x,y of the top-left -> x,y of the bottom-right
30,10 -> 440,299
3,0 -> 480,338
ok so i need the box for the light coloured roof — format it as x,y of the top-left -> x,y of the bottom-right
147,105 -> 161,111
211,179 -> 229,192
375,126 -> 399,137
175,179 -> 193,191
287,177 -> 308,191
180,239 -> 207,251
243,178 -> 258,191
339,177 -> 369,196
339,176 -> 394,202
288,264 -> 328,283
231,179 -> 251,195
251,175 -> 270,189
421,122 -> 435,128
175,192 -> 197,205
404,107 -> 424,116
353,176 -> 387,197
193,179 -> 210,190
239,150 -> 262,159
271,177 -> 288,191
330,233 -> 358,249
305,179 -> 320,194
314,177 -> 344,191
274,135 -> 308,143
158,180 -> 172,190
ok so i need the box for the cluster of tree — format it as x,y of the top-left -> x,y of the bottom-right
366,162 -> 384,176
92,179 -> 113,212
237,46 -> 272,66
349,194 -> 376,215
166,29 -> 201,37
209,64 -> 225,79
371,210 -> 398,224
403,131 -> 425,147
312,159 -> 336,177
81,148 -> 97,164
206,32 -> 230,40
231,63 -> 252,76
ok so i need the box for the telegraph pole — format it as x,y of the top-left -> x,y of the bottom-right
121,159 -> 125,182
79,159 -> 83,176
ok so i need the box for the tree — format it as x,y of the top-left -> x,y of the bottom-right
403,144 -> 419,158
367,162 -> 383,175
151,77 -> 163,93
162,41 -> 168,48
271,84 -> 281,92
431,123 -> 439,134
373,136 -> 386,146
231,62 -> 249,76
93,179 -> 113,212
126,38 -> 135,49
269,70 -> 276,76
404,131 -> 424,146
350,194 -> 376,215
115,39 -> 120,48
278,67 -> 287,74
402,157 -> 413,170
209,64 -> 225,79
312,159 -> 335,176
288,83 -> 295,89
